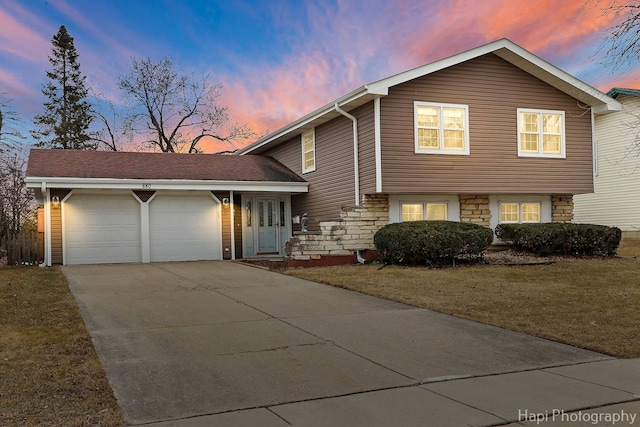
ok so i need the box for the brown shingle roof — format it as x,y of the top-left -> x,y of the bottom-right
26,149 -> 305,183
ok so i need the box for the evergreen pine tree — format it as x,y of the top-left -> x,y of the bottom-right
32,25 -> 95,149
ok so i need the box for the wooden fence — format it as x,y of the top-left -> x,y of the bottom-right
0,228 -> 43,266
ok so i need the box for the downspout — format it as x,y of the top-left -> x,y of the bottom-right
334,103 -> 360,206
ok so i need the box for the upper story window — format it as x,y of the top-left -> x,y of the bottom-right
401,202 -> 448,221
517,109 -> 565,158
301,129 -> 316,173
414,102 -> 469,155
499,202 -> 541,224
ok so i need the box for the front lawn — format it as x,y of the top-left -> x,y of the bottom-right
0,266 -> 124,427
285,240 -> 640,358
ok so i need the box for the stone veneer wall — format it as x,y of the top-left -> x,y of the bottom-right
551,195 -> 574,223
285,194 -> 389,260
459,194 -> 491,227
286,193 -> 576,260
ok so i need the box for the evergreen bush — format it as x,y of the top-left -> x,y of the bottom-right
373,221 -> 493,267
494,223 -> 621,256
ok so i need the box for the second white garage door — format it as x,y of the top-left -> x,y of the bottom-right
149,193 -> 222,262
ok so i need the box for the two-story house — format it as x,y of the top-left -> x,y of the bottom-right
237,38 -> 622,263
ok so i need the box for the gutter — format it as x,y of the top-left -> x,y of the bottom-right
334,103 -> 360,206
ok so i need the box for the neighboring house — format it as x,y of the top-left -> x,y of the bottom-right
26,38 -> 623,266
574,88 -> 640,239
236,38 -> 622,261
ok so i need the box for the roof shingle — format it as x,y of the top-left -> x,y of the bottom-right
26,149 -> 305,183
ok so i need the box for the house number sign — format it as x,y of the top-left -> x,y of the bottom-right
142,183 -> 152,189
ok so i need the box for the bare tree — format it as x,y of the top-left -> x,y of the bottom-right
87,92 -> 136,152
117,57 -> 254,153
0,152 -> 35,244
585,0 -> 640,71
0,92 -> 25,152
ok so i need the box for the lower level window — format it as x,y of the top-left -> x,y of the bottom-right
401,203 -> 447,221
499,202 -> 541,223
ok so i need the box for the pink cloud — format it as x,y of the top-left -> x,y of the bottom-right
0,3 -> 52,62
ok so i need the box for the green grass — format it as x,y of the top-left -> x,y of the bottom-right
0,266 -> 124,427
285,240 -> 640,358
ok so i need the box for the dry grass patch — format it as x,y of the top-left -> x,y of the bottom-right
0,266 -> 125,427
285,240 -> 640,358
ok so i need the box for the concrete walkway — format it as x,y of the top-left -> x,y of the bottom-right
62,262 -> 640,427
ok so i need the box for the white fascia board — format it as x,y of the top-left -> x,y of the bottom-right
365,39 -> 509,93
366,38 -> 622,113
492,43 -> 623,113
237,85 -> 375,155
25,177 -> 309,193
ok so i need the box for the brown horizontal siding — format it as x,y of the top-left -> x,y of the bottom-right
233,193 -> 243,259
380,53 -> 594,194
213,191 -> 232,259
355,102 -> 377,194
264,115 -> 356,228
50,189 -> 71,264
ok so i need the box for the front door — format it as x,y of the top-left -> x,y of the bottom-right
257,198 -> 278,253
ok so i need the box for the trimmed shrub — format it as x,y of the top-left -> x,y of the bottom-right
494,223 -> 622,256
373,221 -> 493,267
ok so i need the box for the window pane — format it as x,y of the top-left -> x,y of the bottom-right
426,204 -> 447,220
543,135 -> 561,154
303,137 -> 312,152
521,203 -> 541,223
418,128 -> 439,149
521,133 -> 539,152
521,113 -> 539,133
401,204 -> 423,222
443,108 -> 464,129
443,130 -> 464,150
500,203 -> 519,223
543,114 -> 561,134
304,151 -> 315,169
417,106 -> 439,127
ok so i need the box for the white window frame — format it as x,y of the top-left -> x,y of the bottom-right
498,202 -> 542,224
301,129 -> 316,174
414,101 -> 470,155
517,108 -> 566,158
400,201 -> 449,222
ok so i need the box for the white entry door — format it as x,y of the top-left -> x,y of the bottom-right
257,198 -> 278,253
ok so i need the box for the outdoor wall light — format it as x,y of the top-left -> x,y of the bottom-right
222,197 -> 230,206
51,196 -> 60,209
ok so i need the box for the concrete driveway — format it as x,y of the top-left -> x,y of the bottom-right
63,262 -> 639,426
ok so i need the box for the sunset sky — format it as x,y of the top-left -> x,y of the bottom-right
1,0 -> 639,153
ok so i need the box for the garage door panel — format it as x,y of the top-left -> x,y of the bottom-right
149,194 -> 221,262
65,194 -> 141,265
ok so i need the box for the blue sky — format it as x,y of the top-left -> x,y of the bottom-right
1,0 -> 639,152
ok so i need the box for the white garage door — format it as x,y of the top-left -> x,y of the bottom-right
65,193 -> 141,265
149,193 -> 221,262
